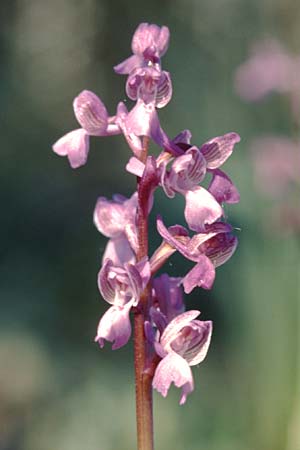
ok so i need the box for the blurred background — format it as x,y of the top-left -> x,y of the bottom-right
1,0 -> 300,449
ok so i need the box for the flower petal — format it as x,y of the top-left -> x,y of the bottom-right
202,234 -> 238,268
95,302 -> 133,350
183,320 -> 213,366
187,222 -> 232,257
53,129 -> 89,169
102,236 -> 136,265
73,90 -> 108,135
160,310 -> 201,349
114,54 -> 142,75
182,256 -> 216,293
152,274 -> 184,322
156,216 -> 194,260
97,259 -> 115,304
200,133 -> 240,169
93,193 -> 138,238
131,23 -> 170,57
184,186 -> 223,232
208,169 -> 240,204
153,352 -> 194,405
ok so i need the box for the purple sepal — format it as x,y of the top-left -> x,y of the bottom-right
53,128 -> 89,169
114,54 -> 142,75
184,186 -> 223,232
208,169 -> 240,204
153,352 -> 194,405
182,255 -> 215,293
95,301 -> 133,350
152,274 -> 185,323
156,216 -> 192,260
200,133 -> 240,169
73,90 -> 108,136
114,23 -> 170,75
93,193 -> 138,238
131,23 -> 170,58
187,222 -> 232,256
202,233 -> 238,268
172,129 -> 192,145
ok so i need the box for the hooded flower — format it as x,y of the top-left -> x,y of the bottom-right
115,23 -> 172,111
114,23 -> 170,75
156,216 -> 238,294
53,90 -> 120,168
152,310 -> 212,404
94,192 -> 138,265
95,258 -> 150,349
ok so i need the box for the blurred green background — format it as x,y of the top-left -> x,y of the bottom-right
1,1 -> 300,449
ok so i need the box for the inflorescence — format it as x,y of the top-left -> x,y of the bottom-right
53,23 -> 240,404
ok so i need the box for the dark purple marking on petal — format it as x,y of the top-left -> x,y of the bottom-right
73,90 -> 108,136
200,132 -> 240,169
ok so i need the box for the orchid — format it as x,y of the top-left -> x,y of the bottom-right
152,310 -> 212,404
53,22 -> 240,450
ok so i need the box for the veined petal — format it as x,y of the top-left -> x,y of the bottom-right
53,128 -> 89,169
153,352 -> 194,405
187,222 -> 232,256
155,71 -> 172,108
208,169 -> 240,204
169,147 -> 207,193
184,186 -> 223,232
97,259 -> 116,304
160,310 -> 200,350
201,234 -> 238,268
200,133 -> 240,169
95,302 -> 133,350
73,90 -> 108,136
183,320 -> 213,366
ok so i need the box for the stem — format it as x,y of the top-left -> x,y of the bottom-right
134,136 -> 155,450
